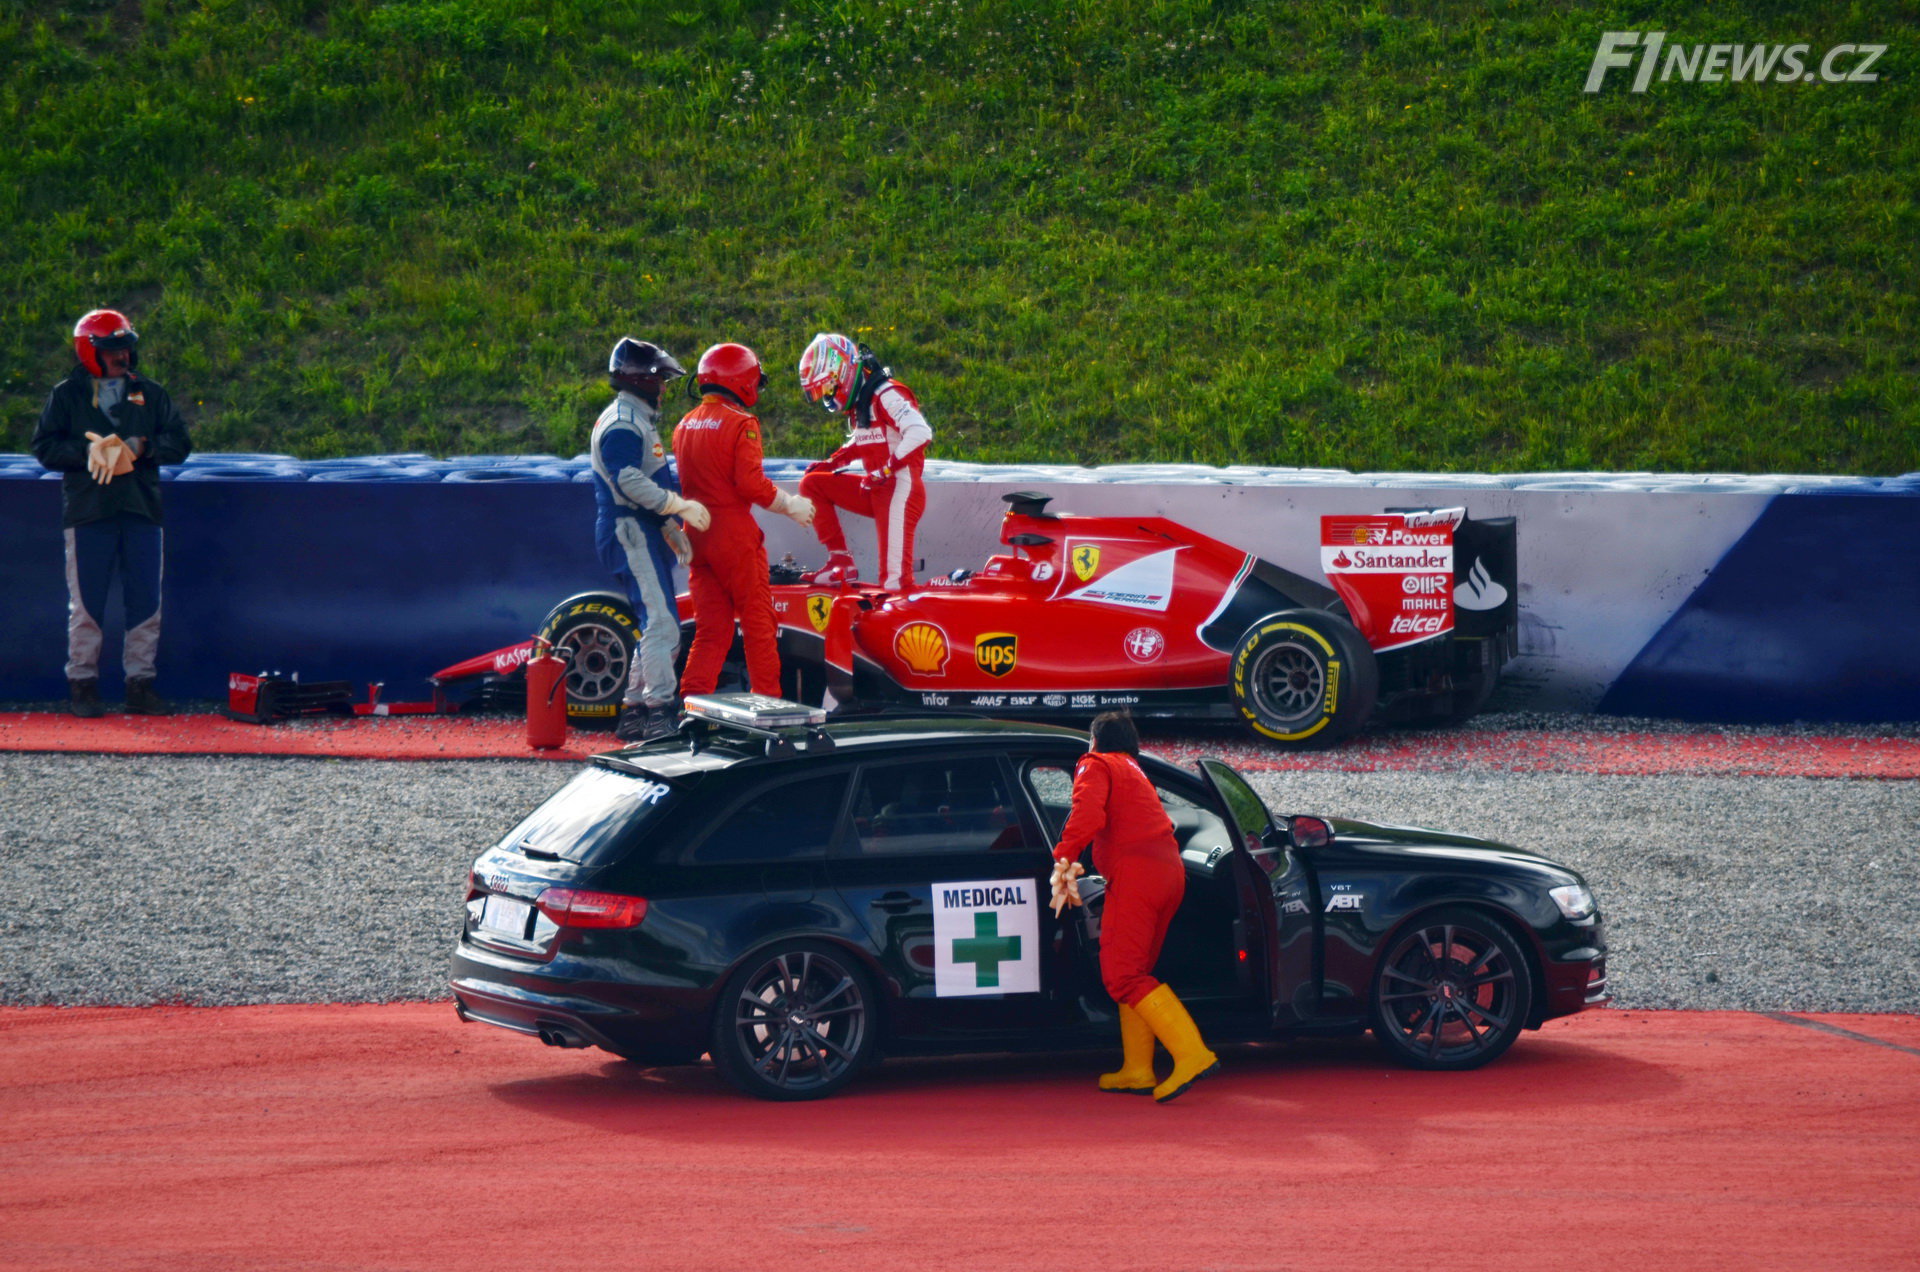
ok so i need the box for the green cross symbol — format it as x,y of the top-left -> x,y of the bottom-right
952,910 -> 1022,988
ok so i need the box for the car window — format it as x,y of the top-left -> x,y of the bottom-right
1022,758 -> 1234,873
1154,780 -> 1237,872
499,765 -> 677,866
1022,761 -> 1075,841
851,757 -> 1024,856
687,773 -> 849,864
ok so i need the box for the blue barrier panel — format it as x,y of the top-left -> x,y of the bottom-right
1599,491 -> 1920,722
2,458 -> 1915,722
0,476 -> 603,702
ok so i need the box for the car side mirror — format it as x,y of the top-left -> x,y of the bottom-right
1288,815 -> 1333,849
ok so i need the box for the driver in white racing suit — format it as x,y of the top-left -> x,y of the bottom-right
589,337 -> 709,741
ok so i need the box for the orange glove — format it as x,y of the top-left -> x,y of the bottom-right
1049,859 -> 1086,917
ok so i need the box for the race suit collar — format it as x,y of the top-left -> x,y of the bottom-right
614,389 -> 659,423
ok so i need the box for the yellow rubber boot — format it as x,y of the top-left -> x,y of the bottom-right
1133,983 -> 1220,1103
1097,1003 -> 1157,1094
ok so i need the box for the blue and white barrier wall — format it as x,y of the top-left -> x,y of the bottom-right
0,452 -> 1914,722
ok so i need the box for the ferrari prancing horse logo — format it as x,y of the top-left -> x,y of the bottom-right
1072,545 -> 1101,582
807,594 -> 834,633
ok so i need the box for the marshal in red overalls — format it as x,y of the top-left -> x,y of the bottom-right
1052,713 -> 1222,1103
671,343 -> 815,698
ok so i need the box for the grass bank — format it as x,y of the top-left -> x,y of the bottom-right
2,0 -> 1913,473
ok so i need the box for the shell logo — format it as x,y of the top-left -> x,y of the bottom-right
894,622 -> 951,676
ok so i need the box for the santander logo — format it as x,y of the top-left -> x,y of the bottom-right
1454,557 -> 1509,611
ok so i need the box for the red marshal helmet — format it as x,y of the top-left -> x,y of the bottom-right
73,308 -> 139,377
695,342 -> 767,408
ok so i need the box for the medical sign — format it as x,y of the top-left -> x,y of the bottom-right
932,879 -> 1042,996
1320,509 -> 1461,652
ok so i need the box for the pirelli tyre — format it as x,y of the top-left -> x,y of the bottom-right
536,592 -> 639,730
1230,609 -> 1379,748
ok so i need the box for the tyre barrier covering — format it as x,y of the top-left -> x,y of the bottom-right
0,455 -> 1913,721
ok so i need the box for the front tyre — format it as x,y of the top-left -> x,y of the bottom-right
710,942 -> 877,1101
537,593 -> 639,730
1368,906 -> 1534,1071
1230,610 -> 1379,748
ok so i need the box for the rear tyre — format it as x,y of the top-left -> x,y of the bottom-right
1229,609 -> 1378,748
1368,906 -> 1533,1071
537,594 -> 638,730
710,941 -> 876,1101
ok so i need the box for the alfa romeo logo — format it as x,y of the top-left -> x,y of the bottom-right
1123,627 -> 1165,664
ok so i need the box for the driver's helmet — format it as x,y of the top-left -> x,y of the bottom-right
797,332 -> 864,414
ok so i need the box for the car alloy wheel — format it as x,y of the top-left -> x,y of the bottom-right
1369,907 -> 1533,1071
712,942 -> 874,1100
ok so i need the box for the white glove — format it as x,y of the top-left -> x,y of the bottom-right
662,492 -> 710,533
663,521 -> 693,566
770,490 -> 816,528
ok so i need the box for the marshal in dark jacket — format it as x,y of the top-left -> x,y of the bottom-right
32,365 -> 194,527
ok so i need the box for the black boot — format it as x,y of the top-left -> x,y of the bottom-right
616,703 -> 679,743
614,704 -> 649,742
639,706 -> 681,741
68,678 -> 106,719
125,677 -> 172,716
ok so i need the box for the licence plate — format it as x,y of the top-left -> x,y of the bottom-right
479,893 -> 533,939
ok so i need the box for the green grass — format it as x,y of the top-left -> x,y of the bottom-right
2,0 -> 1914,473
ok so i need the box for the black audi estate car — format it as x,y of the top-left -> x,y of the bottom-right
451,695 -> 1608,1100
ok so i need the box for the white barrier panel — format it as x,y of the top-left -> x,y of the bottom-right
754,476 -> 1777,712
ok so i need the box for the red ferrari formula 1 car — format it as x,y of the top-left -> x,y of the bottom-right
449,491 -> 1517,749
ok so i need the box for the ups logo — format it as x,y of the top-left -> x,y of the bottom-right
975,632 -> 1018,678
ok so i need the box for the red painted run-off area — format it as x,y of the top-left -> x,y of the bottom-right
2,1004 -> 1916,1271
5,714 -> 1916,1268
4,709 -> 1919,777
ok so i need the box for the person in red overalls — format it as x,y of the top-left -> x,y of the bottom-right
671,343 -> 815,698
794,333 -> 931,590
1052,711 -> 1220,1102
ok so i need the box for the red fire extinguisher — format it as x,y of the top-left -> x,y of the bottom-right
525,637 -> 568,750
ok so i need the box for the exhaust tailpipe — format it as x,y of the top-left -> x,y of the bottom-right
536,1023 -> 589,1049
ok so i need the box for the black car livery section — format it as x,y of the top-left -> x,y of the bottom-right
451,698 -> 1607,1099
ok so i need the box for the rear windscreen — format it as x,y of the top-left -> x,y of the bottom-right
496,766 -> 676,866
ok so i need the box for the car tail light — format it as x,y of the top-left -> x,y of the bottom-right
536,887 -> 649,929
